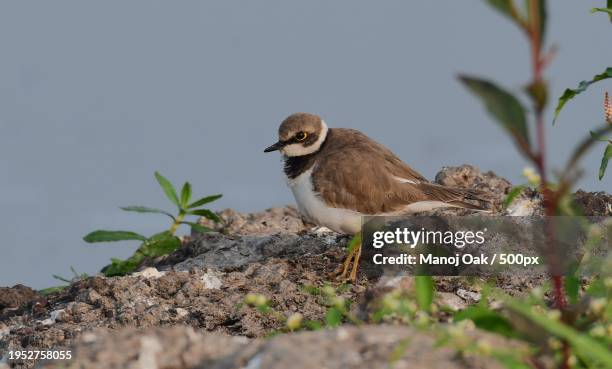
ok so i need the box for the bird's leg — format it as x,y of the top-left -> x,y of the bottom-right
339,246 -> 356,279
348,240 -> 362,282
338,234 -> 361,282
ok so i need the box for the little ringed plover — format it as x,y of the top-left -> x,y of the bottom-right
264,112 -> 488,281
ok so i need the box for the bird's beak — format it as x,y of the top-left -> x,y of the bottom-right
264,141 -> 284,153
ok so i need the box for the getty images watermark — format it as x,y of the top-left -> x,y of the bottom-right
360,216 -> 611,277
371,227 -> 539,268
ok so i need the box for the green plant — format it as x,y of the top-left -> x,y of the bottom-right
591,0 -> 612,21
242,283 -> 363,335
83,171 -> 222,276
552,0 -> 612,180
415,275 -> 434,313
38,267 -> 89,295
458,1 -> 612,368
448,275 -> 612,369
52,266 -> 89,284
501,167 -> 542,210
554,74 -> 612,180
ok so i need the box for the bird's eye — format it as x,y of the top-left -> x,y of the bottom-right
295,132 -> 308,141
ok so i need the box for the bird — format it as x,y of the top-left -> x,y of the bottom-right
264,112 -> 488,281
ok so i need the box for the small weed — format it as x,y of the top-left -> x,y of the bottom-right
83,172 -> 221,276
38,266 -> 88,295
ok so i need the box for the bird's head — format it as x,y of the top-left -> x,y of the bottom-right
264,113 -> 328,157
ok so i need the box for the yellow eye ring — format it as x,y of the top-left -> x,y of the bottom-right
295,132 -> 308,141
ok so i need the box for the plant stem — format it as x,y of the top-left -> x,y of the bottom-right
169,211 -> 185,235
526,0 -> 566,310
526,2 -> 569,368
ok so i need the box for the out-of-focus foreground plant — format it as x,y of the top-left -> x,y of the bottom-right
553,0 -> 612,180
458,1 -> 612,368
83,172 -> 221,276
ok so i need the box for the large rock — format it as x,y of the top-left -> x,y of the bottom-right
169,232 -> 342,272
36,326 -> 249,369
37,325 -> 521,369
199,206 -> 311,235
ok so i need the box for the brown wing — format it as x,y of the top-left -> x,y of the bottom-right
413,182 -> 489,211
312,129 -> 487,214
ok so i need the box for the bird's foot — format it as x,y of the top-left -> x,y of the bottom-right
335,235 -> 362,283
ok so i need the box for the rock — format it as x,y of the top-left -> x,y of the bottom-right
1,240 -> 353,368
0,322 -> 9,340
504,191 -> 542,216
200,270 -> 223,290
169,232 -> 343,272
0,285 -> 39,311
574,190 -> 612,216
133,267 -> 166,279
38,325 -> 521,369
37,326 -> 249,369
437,292 -> 467,311
456,289 -> 482,303
199,206 -> 311,235
435,165 -> 512,201
207,325 -> 521,369
376,276 -> 415,290
37,309 -> 65,326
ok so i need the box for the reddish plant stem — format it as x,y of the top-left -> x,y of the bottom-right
527,0 -> 566,311
527,2 -> 569,368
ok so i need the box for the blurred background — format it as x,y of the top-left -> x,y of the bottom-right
1,1 -> 610,289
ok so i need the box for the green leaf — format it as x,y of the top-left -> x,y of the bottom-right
485,0 -> 521,23
83,230 -> 146,243
188,209 -> 221,223
179,221 -> 212,234
500,294 -> 612,366
585,278 -> 607,298
180,182 -> 192,208
304,320 -> 323,331
591,6 -> 612,22
591,7 -> 612,15
52,274 -> 72,283
490,352 -> 532,369
38,286 -> 68,295
325,307 -> 343,327
590,130 -> 610,142
486,0 -> 512,14
347,233 -> 362,253
187,194 -> 222,209
553,67 -> 612,124
502,185 -> 525,209
455,305 -> 517,338
459,76 -> 530,149
415,276 -> 434,312
154,171 -> 179,206
564,274 -> 580,305
102,257 -> 142,277
70,266 -> 81,279
138,231 -> 181,258
565,124 -> 612,177
598,143 -> 612,180
120,206 -> 175,220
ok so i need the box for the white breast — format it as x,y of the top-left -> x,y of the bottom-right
287,168 -> 362,234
